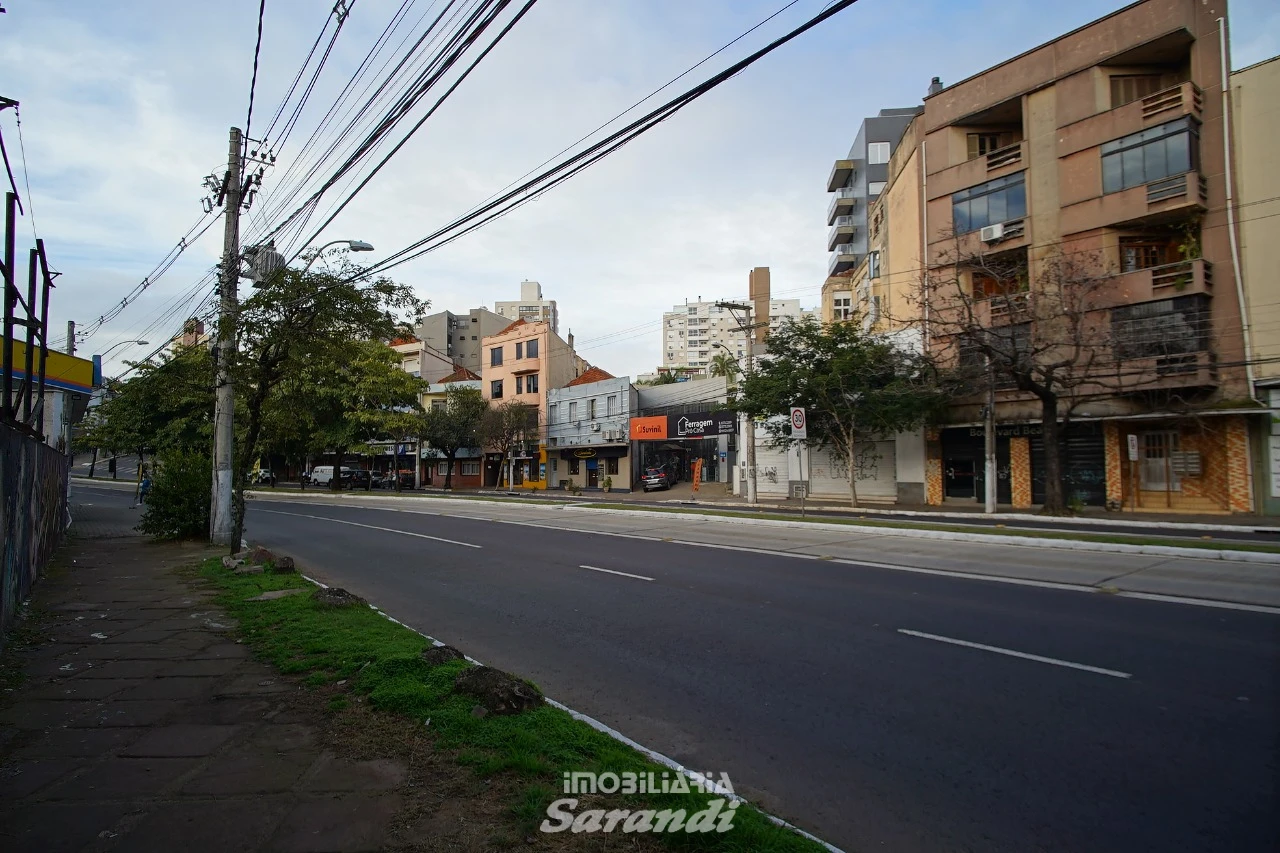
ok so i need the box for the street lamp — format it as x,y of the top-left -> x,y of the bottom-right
98,339 -> 149,359
299,239 -> 374,275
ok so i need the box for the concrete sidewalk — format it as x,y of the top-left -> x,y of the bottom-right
0,504 -> 470,852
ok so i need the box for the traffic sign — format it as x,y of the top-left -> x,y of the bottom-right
790,406 -> 807,440
1127,434 -> 1139,462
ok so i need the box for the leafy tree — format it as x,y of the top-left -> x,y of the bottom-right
420,385 -> 488,489
737,315 -> 947,507
480,399 -> 538,488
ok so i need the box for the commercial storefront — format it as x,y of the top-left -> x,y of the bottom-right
628,410 -> 736,486
556,445 -> 629,490
938,423 -> 1106,507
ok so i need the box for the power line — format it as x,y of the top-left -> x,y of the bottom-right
244,0 -> 268,146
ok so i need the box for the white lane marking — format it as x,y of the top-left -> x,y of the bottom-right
579,564 -> 654,582
897,629 -> 1132,679
256,508 -> 481,548
249,497 -> 1280,615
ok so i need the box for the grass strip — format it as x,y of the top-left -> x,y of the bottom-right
200,559 -> 829,852
585,504 -> 1280,555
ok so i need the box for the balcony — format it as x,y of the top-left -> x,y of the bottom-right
828,243 -> 859,275
1119,350 -> 1218,390
1060,170 -> 1206,233
1109,259 -> 1213,303
827,159 -> 855,193
929,141 -> 1026,200
828,216 -> 856,251
827,187 -> 856,224
1058,81 -> 1203,159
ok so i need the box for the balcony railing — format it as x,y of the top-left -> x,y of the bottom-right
828,244 -> 858,275
827,215 -> 857,251
988,292 -> 1029,319
827,186 -> 857,224
986,142 -> 1023,171
1141,82 -> 1203,124
1152,259 -> 1213,291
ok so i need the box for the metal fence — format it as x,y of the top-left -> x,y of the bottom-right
1,420 -> 69,643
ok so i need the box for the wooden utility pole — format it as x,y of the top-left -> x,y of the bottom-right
210,127 -> 242,547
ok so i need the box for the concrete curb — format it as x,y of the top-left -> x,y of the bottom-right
246,489 -> 1280,565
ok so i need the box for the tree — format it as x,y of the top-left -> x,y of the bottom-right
420,385 -> 488,490
709,352 -> 740,381
737,315 -> 947,507
230,255 -> 425,538
922,246 -> 1122,514
480,399 -> 538,488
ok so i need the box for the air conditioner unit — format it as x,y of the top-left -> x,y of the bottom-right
980,223 -> 1005,243
591,423 -> 601,432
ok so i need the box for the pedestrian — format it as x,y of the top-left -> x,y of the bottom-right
135,468 -> 152,508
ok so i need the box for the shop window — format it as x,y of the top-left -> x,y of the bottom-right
1101,118 -> 1197,195
952,172 -> 1026,234
570,458 -> 580,475
606,457 -> 619,475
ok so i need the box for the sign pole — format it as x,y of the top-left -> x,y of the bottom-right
1127,433 -> 1140,512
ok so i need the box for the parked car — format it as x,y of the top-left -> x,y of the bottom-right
642,466 -> 672,492
246,469 -> 276,486
309,466 -> 354,487
348,470 -> 372,489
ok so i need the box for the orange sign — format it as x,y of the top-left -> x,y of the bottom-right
629,416 -> 668,440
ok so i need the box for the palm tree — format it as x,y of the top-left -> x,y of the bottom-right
710,352 -> 740,380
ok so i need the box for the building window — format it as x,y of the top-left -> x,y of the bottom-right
1110,74 -> 1166,108
548,403 -> 557,423
490,346 -> 503,366
833,291 -> 854,321
951,172 -> 1026,234
515,375 -> 524,394
966,132 -> 1016,160
515,341 -> 523,359
868,251 -> 881,279
606,457 -> 619,475
569,458 -> 580,475
569,401 -> 577,421
868,141 -> 890,164
1101,118 -> 1197,195
1120,236 -> 1174,272
526,339 -> 538,358
490,379 -> 503,399
589,399 -> 597,419
606,395 -> 617,416
437,462 -> 449,476
868,181 -> 887,196
1111,295 -> 1209,361
526,374 -> 539,394
471,335 -> 477,340
431,399 -> 447,411
462,461 -> 480,476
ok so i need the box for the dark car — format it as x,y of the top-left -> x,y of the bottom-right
642,466 -> 671,492
348,470 -> 372,489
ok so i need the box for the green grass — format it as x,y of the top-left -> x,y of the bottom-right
200,559 -> 827,852
585,504 -> 1280,555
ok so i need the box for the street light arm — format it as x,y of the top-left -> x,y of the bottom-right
98,339 -> 149,359
298,239 -> 375,275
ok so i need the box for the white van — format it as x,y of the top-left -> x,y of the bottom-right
309,466 -> 353,486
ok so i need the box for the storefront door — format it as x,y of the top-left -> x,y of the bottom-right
587,460 -> 599,487
946,458 -> 976,498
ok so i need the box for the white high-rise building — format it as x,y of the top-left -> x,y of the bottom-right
495,280 -> 558,333
660,299 -> 810,372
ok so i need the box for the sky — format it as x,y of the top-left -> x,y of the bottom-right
2,0 -> 1277,380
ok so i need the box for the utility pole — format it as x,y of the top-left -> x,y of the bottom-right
716,301 -> 766,507
210,127 -> 243,547
65,320 -> 74,355
984,355 -> 997,514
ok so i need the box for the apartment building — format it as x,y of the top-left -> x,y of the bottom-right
420,366 -> 485,489
415,307 -> 509,372
480,319 -> 586,489
826,108 -> 923,278
1232,54 -> 1280,513
494,280 -> 558,333
390,336 -> 456,384
661,300 -> 750,373
914,0 -> 1255,513
546,369 -> 637,491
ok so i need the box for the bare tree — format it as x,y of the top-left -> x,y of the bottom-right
480,400 -> 538,488
920,244 -> 1140,514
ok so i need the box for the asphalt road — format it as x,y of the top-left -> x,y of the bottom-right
198,494 -> 1279,853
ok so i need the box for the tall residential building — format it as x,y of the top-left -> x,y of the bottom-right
415,307 -> 509,371
826,108 -> 923,277
494,280 -> 558,333
1231,54 -> 1280,513
661,300 -> 750,372
915,0 -> 1253,513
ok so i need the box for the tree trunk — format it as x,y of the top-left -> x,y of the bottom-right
232,379 -> 274,550
394,446 -> 402,492
444,452 -> 455,490
331,450 -> 341,491
1039,395 -> 1065,515
846,429 -> 860,509
89,447 -> 98,478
